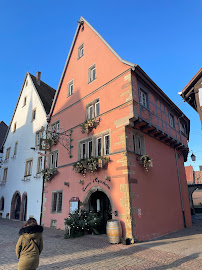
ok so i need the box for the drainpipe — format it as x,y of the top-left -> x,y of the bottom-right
174,147 -> 186,228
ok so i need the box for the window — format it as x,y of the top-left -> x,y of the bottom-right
25,159 -> 33,176
169,113 -> 175,128
78,43 -> 84,59
180,122 -> 187,135
49,151 -> 58,169
13,122 -> 17,133
67,80 -> 74,97
2,168 -> 8,182
96,137 -> 102,156
88,140 -> 92,158
32,108 -> 36,121
88,105 -> 93,119
51,121 -> 60,133
133,134 -> 145,155
5,148 -> 11,160
80,143 -> 86,159
37,157 -> 43,173
88,64 -> 96,83
23,97 -> 27,107
79,133 -> 110,159
104,135 -> 110,155
86,99 -> 100,119
14,142 -> 18,156
139,89 -> 148,108
95,101 -> 100,118
0,197 -> 4,211
51,191 -> 63,213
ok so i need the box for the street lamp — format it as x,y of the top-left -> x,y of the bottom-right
191,153 -> 196,162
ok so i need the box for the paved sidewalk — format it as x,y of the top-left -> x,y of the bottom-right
1,216 -> 202,269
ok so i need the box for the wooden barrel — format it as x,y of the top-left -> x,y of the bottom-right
106,220 -> 122,244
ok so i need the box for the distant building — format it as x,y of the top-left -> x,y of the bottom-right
185,165 -> 202,214
0,72 -> 55,222
42,17 -> 191,242
0,121 -> 8,161
179,67 -> 202,127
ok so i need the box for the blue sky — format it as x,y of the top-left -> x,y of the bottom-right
0,0 -> 201,169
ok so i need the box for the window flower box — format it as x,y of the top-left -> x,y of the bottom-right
41,168 -> 58,182
73,156 -> 110,177
138,155 -> 152,172
81,118 -> 100,134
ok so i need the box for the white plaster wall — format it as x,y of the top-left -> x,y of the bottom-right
0,73 -> 47,223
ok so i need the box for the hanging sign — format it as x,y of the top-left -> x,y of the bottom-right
39,139 -> 52,151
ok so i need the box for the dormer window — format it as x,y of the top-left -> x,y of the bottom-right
88,64 -> 96,83
78,43 -> 84,59
67,80 -> 74,97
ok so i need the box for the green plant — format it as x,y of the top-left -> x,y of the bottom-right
41,168 -> 58,182
140,155 -> 152,172
72,156 -> 110,177
64,210 -> 102,238
81,118 -> 100,134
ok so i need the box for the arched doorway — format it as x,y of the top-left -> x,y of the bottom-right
88,191 -> 112,233
10,191 -> 21,220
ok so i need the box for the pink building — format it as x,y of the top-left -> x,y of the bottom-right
42,17 -> 191,242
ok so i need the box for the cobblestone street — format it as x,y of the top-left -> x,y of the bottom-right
1,216 -> 202,270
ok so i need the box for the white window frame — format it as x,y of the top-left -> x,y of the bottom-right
139,89 -> 148,108
88,64 -> 96,83
51,191 -> 63,213
37,156 -> 43,173
25,159 -> 33,176
87,140 -> 93,158
49,151 -> 58,169
80,142 -> 86,159
78,43 -> 84,59
88,105 -> 93,119
23,97 -> 27,107
96,137 -> 102,156
67,80 -> 74,97
95,101 -> 100,118
104,135 -> 110,156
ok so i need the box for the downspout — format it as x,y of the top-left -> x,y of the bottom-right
174,147 -> 186,228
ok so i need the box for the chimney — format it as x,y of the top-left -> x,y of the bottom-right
36,71 -> 41,86
200,166 -> 202,171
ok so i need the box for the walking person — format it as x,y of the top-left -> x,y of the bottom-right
16,218 -> 43,270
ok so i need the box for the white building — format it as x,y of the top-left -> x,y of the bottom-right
0,72 -> 55,223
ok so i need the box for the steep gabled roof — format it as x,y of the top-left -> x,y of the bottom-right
29,74 -> 56,114
3,72 -> 56,146
49,16 -> 136,117
0,121 -> 8,152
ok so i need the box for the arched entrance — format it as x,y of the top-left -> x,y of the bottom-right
21,193 -> 27,221
10,191 -> 21,220
85,188 -> 112,233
